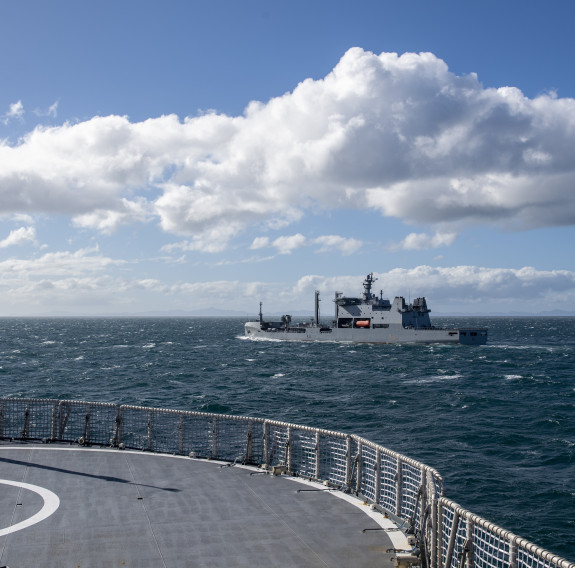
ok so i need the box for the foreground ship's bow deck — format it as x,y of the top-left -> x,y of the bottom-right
0,444 -> 401,567
1,399 -> 571,568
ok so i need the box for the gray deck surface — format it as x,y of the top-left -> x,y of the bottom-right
0,444 -> 397,567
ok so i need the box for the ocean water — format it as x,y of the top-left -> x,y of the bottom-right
0,316 -> 573,560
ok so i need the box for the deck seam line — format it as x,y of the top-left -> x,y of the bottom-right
123,453 -> 169,568
241,474 -> 332,568
0,448 -> 31,564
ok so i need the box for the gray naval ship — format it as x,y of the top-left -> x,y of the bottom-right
245,273 -> 487,345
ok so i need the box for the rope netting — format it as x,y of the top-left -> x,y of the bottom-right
0,398 -> 572,568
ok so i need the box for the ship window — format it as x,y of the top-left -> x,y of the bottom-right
336,297 -> 362,306
372,324 -> 389,328
471,332 -> 477,336
338,318 -> 353,328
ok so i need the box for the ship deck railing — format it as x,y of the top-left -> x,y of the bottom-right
0,398 -> 572,568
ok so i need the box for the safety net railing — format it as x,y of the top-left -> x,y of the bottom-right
0,398 -> 572,568
438,498 -> 574,568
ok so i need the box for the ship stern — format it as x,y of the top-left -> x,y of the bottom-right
458,328 -> 488,345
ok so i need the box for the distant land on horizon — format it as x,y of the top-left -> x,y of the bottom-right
8,308 -> 575,318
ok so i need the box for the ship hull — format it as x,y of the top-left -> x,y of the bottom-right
244,321 -> 487,345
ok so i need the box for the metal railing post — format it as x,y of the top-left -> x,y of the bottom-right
114,405 -> 122,447
178,414 -> 185,455
315,431 -> 321,480
355,441 -> 363,494
0,400 -> 4,439
465,517 -> 475,568
434,497 -> 443,568
286,426 -> 292,470
420,467 -> 428,530
444,509 -> 460,568
50,402 -> 58,441
345,435 -> 353,490
245,421 -> 253,464
374,448 -> 381,506
395,459 -> 403,516
509,536 -> 518,568
211,416 -> 218,459
263,421 -> 270,467
22,403 -> 31,439
147,410 -> 153,451
427,469 -> 439,568
84,408 -> 91,444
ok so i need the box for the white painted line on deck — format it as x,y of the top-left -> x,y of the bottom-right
0,480 -> 60,536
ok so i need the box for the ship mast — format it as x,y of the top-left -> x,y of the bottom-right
314,290 -> 320,326
363,272 -> 377,301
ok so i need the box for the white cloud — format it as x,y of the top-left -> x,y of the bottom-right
390,231 -> 457,251
72,197 -> 152,233
161,223 -> 244,254
312,235 -> 363,255
248,233 -> 362,256
1,264 -> 574,315
10,213 -> 35,224
2,48 -> 575,250
0,246 -> 126,277
292,267 -> 575,305
33,101 -> 59,118
0,226 -> 36,248
271,233 -> 307,254
2,101 -> 24,124
250,236 -> 270,249
4,275 -> 167,309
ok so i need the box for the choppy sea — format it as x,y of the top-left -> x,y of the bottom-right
0,316 -> 573,560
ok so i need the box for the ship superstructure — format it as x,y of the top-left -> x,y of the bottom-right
245,273 -> 487,345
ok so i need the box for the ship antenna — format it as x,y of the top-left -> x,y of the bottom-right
259,301 -> 263,323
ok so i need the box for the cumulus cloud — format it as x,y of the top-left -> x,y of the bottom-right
0,226 -> 36,248
250,236 -> 270,250
0,246 -> 126,277
272,233 -> 307,254
2,48 -> 575,251
72,197 -> 152,233
312,235 -> 363,255
292,267 -> 575,306
248,233 -> 362,255
390,231 -> 457,251
2,262 -> 574,314
161,223 -> 245,254
4,275 -> 167,308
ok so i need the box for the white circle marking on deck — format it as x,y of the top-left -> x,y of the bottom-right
0,480 -> 60,536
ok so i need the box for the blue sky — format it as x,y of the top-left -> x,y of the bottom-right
1,0 -> 575,315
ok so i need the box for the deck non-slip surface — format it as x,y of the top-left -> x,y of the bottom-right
0,445 -> 397,567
